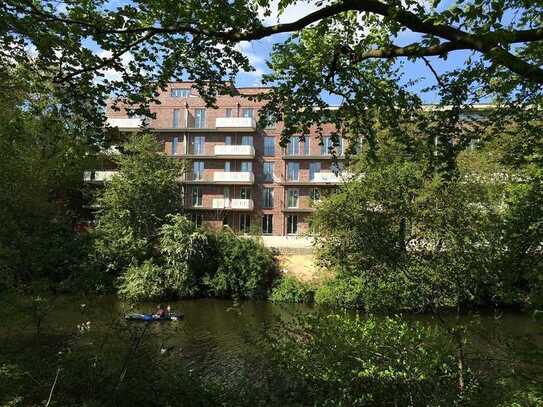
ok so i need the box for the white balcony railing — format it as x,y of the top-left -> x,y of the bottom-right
215,117 -> 256,130
83,170 -> 118,182
214,145 -> 255,157
213,171 -> 254,184
106,118 -> 145,128
212,198 -> 254,210
311,172 -> 347,183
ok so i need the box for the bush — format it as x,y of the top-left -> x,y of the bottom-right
118,261 -> 168,301
314,276 -> 366,309
203,232 -> 276,299
270,275 -> 315,304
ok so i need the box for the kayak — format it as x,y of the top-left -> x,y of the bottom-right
125,313 -> 184,322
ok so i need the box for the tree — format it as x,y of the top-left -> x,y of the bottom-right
92,134 -> 186,273
1,1 -> 541,134
0,67 -> 92,287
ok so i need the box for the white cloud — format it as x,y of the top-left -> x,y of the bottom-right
258,0 -> 322,25
96,50 -> 134,82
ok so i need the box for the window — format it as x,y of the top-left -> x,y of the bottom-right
241,135 -> 253,146
287,215 -> 298,235
241,161 -> 252,172
191,213 -> 203,226
262,214 -> 273,234
263,161 -> 274,182
195,108 -> 206,128
262,187 -> 273,208
240,187 -> 252,199
193,161 -> 204,181
309,162 -> 321,181
287,162 -> 299,181
287,189 -> 299,208
192,186 -> 202,207
224,161 -> 231,172
173,109 -> 180,128
302,136 -> 310,155
287,136 -> 300,156
171,88 -> 190,97
193,136 -> 205,155
225,135 -> 232,145
171,137 -> 179,155
310,188 -> 321,201
321,136 -> 332,155
242,108 -> 254,118
264,137 -> 275,156
223,186 -> 230,200
240,214 -> 251,233
225,108 -> 234,118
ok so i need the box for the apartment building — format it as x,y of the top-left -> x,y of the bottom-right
104,82 -> 348,237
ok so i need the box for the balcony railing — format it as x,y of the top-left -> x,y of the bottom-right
215,117 -> 256,130
311,172 -> 347,183
212,198 -> 254,210
83,170 -> 118,182
213,171 -> 254,184
214,145 -> 255,157
106,118 -> 145,128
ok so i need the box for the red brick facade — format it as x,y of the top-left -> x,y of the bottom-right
106,82 -> 345,236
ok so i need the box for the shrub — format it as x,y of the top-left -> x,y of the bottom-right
118,261 -> 168,301
270,275 -> 315,304
203,231 -> 276,299
314,276 -> 366,309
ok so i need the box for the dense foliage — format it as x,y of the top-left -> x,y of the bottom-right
92,134 -> 185,274
310,128 -> 542,311
118,215 -> 276,301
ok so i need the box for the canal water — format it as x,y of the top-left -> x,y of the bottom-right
1,295 -> 540,379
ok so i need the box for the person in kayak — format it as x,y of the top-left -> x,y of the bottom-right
154,304 -> 166,319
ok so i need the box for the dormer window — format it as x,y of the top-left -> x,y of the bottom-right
171,88 -> 191,98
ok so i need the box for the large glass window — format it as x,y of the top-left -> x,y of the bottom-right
224,161 -> 231,172
321,136 -> 332,155
264,137 -> 275,156
225,108 -> 233,118
262,188 -> 273,208
310,188 -> 321,201
287,189 -> 299,208
192,186 -> 202,207
287,136 -> 300,156
240,187 -> 252,199
225,135 -> 232,145
262,214 -> 273,234
241,135 -> 253,146
193,161 -> 204,180
195,108 -> 206,128
242,108 -> 254,118
263,161 -> 274,182
287,215 -> 298,235
309,162 -> 321,181
171,137 -> 179,155
173,109 -> 180,128
193,136 -> 205,155
302,136 -> 310,155
171,88 -> 190,97
241,161 -> 252,172
287,162 -> 299,181
223,186 -> 230,200
240,214 -> 251,233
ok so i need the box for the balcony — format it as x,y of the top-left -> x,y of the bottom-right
212,198 -> 254,210
311,172 -> 347,184
213,171 -> 254,184
83,170 -> 118,182
214,145 -> 255,158
215,117 -> 256,131
106,118 -> 145,129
